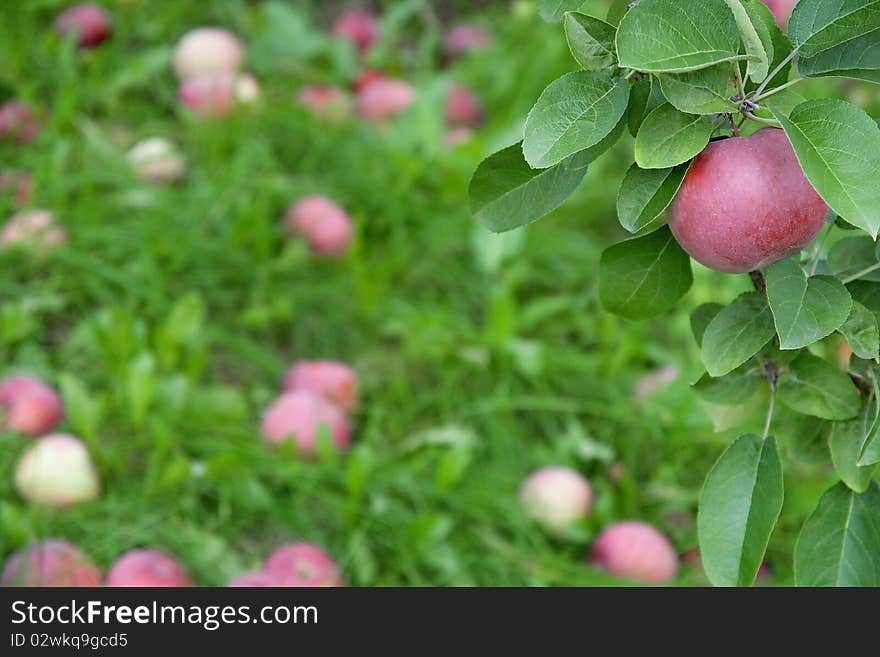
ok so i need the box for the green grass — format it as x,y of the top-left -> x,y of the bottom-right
0,0 -> 860,587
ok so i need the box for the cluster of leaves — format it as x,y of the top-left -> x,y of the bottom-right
470,0 -> 880,586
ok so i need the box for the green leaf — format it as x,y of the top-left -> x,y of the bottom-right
839,301 -> 880,359
469,143 -> 590,233
537,0 -> 591,23
701,292 -> 776,377
698,434 -> 783,587
598,226 -> 693,320
828,236 -> 880,282
634,104 -> 715,169
794,482 -> 880,586
626,77 -> 663,137
745,2 -> 793,93
722,0 -> 770,83
657,65 -> 739,115
607,0 -> 632,25
692,369 -> 760,405
848,280 -> 880,317
778,352 -> 861,420
831,405 -> 880,492
616,0 -> 749,73
691,302 -> 724,348
764,258 -> 852,350
788,0 -> 880,59
773,100 -> 880,238
523,71 -> 630,169
798,31 -> 880,83
616,162 -> 690,233
564,12 -> 617,71
701,385 -> 769,432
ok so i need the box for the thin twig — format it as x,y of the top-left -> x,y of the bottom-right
762,386 -> 776,440
742,110 -> 781,127
753,77 -> 805,102
753,49 -> 798,98
808,220 -> 835,276
842,261 -> 880,284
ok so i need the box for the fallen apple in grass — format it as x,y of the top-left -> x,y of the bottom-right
106,549 -> 193,587
283,360 -> 358,413
355,78 -> 415,123
234,73 -> 261,104
173,27 -> 245,81
296,85 -> 351,122
284,195 -> 353,257
264,543 -> 344,587
178,74 -> 236,117
0,170 -> 33,206
519,466 -> 594,534
127,137 -> 185,184
590,521 -> 679,583
0,374 -> 64,436
669,129 -> 828,274
445,83 -> 483,128
15,434 -> 100,508
261,390 -> 351,455
1,209 -> 67,250
331,9 -> 378,54
442,24 -> 493,59
55,3 -> 112,48
0,101 -> 40,146
1,540 -> 102,587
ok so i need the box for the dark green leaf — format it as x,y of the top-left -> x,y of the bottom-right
616,163 -> 690,233
828,236 -> 880,282
701,292 -> 776,377
691,303 -> 724,348
831,404 -> 880,492
693,369 -> 761,405
778,352 -> 861,420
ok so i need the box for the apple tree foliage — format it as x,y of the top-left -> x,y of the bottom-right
469,0 -> 880,586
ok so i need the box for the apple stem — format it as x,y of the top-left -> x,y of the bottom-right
624,69 -> 638,80
753,49 -> 799,99
762,386 -> 776,440
753,77 -> 805,103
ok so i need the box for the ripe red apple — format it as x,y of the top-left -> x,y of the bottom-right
0,101 -> 40,146
173,27 -> 245,81
127,138 -> 185,184
263,543 -> 344,587
1,540 -> 102,587
331,9 -> 378,54
442,25 -> 493,59
15,434 -> 100,508
284,195 -> 353,256
106,549 -> 193,587
228,571 -> 279,587
0,374 -> 64,436
1,210 -> 67,250
763,0 -> 797,28
261,390 -> 351,455
55,3 -> 112,48
283,360 -> 358,413
178,74 -> 236,117
445,83 -> 483,128
0,170 -> 33,206
519,466 -> 594,533
590,521 -> 679,583
669,129 -> 828,273
296,85 -> 351,122
355,78 -> 415,123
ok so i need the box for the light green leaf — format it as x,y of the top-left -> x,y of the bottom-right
839,301 -> 880,359
701,292 -> 776,377
564,12 -> 618,70
764,258 -> 852,350
722,0 -> 770,82
798,31 -> 880,83
778,352 -> 861,420
701,385 -> 769,432
523,71 -> 630,169
831,404 -> 880,492
537,0 -> 591,22
698,434 -> 783,587
691,303 -> 724,348
469,143 -> 590,233
788,0 -> 880,59
616,162 -> 690,233
616,0 -> 750,73
635,104 -> 715,169
794,482 -> 880,586
692,369 -> 761,405
773,100 -> 880,238
657,65 -> 739,114
598,226 -> 693,320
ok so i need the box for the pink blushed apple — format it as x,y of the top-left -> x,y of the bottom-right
445,84 -> 483,128
0,374 -> 64,436
106,549 -> 193,587
331,9 -> 378,54
55,3 -> 112,48
442,25 -> 493,59
0,101 -> 40,146
282,360 -> 358,413
590,521 -> 679,583
284,195 -> 353,257
263,543 -> 344,587
355,78 -> 415,123
261,390 -> 351,455
1,540 -> 102,587
173,28 -> 245,81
